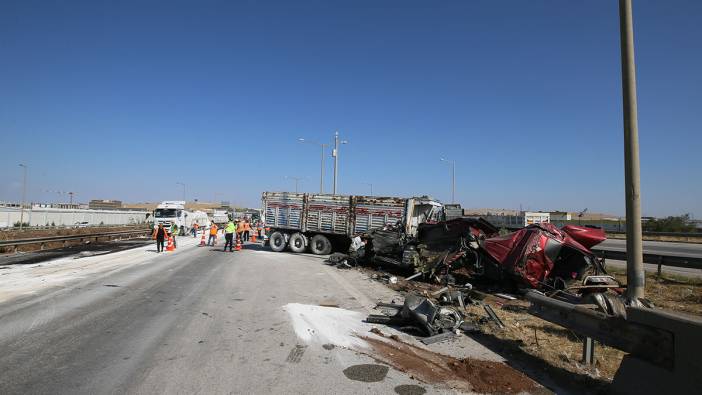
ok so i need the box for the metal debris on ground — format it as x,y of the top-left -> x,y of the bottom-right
482,303 -> 505,329
366,295 -> 464,337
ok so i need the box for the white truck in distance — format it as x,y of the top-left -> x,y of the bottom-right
153,201 -> 209,235
212,210 -> 230,224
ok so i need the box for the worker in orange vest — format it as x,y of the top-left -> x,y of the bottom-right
242,219 -> 252,242
207,222 -> 218,246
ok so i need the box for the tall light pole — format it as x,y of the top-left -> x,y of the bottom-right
285,176 -> 304,193
440,158 -> 456,204
18,164 -> 27,230
619,0 -> 644,302
176,182 -> 186,202
362,182 -> 373,196
332,131 -> 348,195
298,138 -> 328,194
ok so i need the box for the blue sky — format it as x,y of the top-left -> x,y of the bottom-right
1,0 -> 700,217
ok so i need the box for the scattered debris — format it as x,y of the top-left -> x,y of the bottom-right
367,295 -> 463,337
103,284 -> 120,287
322,343 -> 335,350
495,293 -> 517,300
483,303 -> 505,329
369,327 -> 384,336
405,272 -> 423,281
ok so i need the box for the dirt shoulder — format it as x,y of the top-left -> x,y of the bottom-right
353,264 -> 701,392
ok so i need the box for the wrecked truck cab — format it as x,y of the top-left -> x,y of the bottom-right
481,223 -> 608,291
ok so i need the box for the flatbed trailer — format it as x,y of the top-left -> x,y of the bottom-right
262,192 -> 444,255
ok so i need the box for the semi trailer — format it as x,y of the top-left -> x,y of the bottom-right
261,192 -> 446,255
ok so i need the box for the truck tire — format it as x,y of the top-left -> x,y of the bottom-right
310,234 -> 332,255
288,233 -> 307,253
269,231 -> 286,252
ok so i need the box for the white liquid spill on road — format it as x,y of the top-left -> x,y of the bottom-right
284,303 -> 372,349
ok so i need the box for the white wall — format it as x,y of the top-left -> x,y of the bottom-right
0,207 -> 149,228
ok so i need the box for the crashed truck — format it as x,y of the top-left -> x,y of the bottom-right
357,219 -> 623,311
262,192 -> 447,255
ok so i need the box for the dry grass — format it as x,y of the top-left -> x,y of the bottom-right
463,298 -> 625,383
607,267 -> 702,316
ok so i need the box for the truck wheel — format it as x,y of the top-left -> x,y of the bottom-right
288,233 -> 307,253
269,232 -> 286,252
310,234 -> 332,255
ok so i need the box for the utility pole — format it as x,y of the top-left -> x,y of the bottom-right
440,158 -> 456,204
619,0 -> 644,302
332,131 -> 348,195
68,192 -> 75,206
18,164 -> 27,230
286,176 -> 304,193
298,138 -> 328,193
362,182 -> 373,196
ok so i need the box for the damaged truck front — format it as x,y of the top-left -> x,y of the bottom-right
262,192 -> 447,255
358,218 -> 620,305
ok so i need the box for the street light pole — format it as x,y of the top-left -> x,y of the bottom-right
286,176 -> 304,193
332,131 -> 348,195
19,164 -> 27,230
298,138 -> 328,194
619,0 -> 644,302
176,182 -> 186,202
440,158 -> 456,204
362,182 -> 373,196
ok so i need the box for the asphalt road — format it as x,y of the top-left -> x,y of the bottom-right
598,239 -> 702,258
596,239 -> 702,277
0,235 -> 525,394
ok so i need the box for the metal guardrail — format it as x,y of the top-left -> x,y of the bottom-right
592,248 -> 702,274
607,230 -> 702,237
0,229 -> 151,252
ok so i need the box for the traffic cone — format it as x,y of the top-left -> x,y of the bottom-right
166,236 -> 175,252
235,237 -> 242,251
199,232 -> 206,246
251,233 -> 257,243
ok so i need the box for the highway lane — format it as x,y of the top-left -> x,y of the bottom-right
0,235 -> 542,394
598,238 -> 702,257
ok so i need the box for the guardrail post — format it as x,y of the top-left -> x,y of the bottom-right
583,337 -> 595,365
657,255 -> 663,277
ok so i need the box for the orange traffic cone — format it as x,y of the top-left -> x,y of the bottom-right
235,237 -> 242,251
199,232 -> 206,246
251,233 -> 257,243
166,236 -> 175,251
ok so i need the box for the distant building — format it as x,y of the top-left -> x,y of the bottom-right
484,211 -> 551,228
549,211 -> 573,221
89,199 -> 123,210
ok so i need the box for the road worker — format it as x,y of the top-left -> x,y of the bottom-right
170,224 -> 178,248
192,223 -> 199,237
236,219 -> 244,244
208,222 -> 218,246
153,223 -> 168,253
224,220 -> 236,252
242,219 -> 251,242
